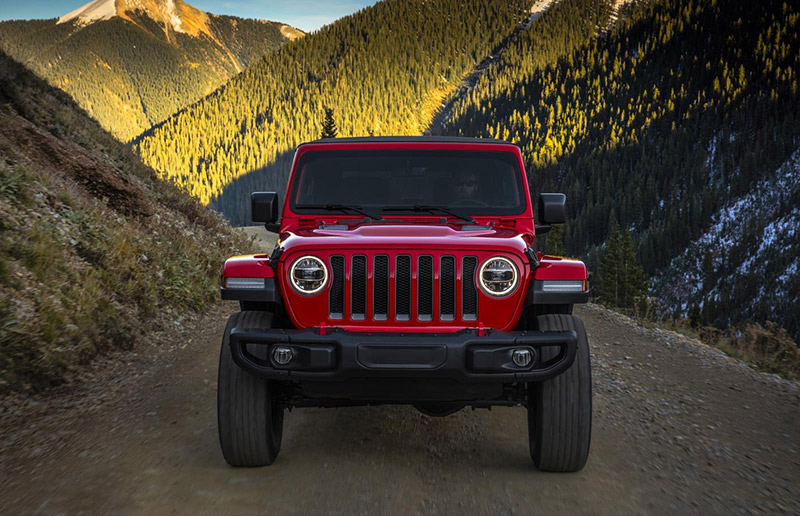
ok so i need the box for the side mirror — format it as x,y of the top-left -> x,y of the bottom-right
251,192 -> 279,224
538,193 -> 566,225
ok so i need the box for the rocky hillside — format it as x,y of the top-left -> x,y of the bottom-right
0,50 -> 246,393
0,0 -> 302,141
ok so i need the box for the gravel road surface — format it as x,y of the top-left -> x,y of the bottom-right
1,229 -> 798,515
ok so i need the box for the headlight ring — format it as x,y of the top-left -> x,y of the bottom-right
289,255 -> 328,295
478,256 -> 519,297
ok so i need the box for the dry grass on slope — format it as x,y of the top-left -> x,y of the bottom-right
0,52 -> 249,393
697,323 -> 800,381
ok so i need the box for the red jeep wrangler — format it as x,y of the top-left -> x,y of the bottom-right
218,137 -> 592,472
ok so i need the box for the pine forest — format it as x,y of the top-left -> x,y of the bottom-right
438,0 -> 798,339
134,0 -> 535,204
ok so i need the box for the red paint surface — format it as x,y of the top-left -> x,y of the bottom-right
534,257 -> 588,280
222,140 -> 588,331
222,254 -> 275,278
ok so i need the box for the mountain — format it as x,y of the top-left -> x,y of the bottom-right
131,0 -> 797,340
0,0 -> 303,141
0,50 -> 245,392
133,0 -> 534,204
437,0 -> 799,339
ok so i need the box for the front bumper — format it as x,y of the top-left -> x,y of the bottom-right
229,327 -> 577,383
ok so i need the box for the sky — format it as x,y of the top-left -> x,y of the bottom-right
0,0 -> 378,32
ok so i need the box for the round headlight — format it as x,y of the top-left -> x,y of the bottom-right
289,255 -> 328,295
478,256 -> 518,297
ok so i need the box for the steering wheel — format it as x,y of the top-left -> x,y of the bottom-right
450,198 -> 489,207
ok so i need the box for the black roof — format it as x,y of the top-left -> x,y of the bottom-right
303,136 -> 516,145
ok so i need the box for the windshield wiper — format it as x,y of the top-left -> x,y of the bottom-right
295,204 -> 384,221
383,205 -> 475,223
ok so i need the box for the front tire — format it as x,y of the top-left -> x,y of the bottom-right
218,311 -> 284,466
528,314 -> 592,472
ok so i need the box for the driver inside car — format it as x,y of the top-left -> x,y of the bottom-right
452,170 -> 480,202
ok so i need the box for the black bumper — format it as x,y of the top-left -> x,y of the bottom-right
228,327 -> 577,383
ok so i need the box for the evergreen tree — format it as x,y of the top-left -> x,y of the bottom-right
619,229 -> 648,309
596,225 -> 647,311
321,107 -> 338,139
596,223 -> 623,307
689,303 -> 702,328
544,224 -> 566,256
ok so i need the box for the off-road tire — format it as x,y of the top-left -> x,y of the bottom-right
218,311 -> 284,466
528,314 -> 592,472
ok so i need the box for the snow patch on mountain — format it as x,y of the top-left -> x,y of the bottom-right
526,0 -> 558,28
58,0 -> 116,25
651,149 -> 800,338
57,0 -> 206,35
279,24 -> 305,41
165,0 -> 184,32
608,0 -> 634,29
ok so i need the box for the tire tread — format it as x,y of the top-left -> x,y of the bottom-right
218,311 -> 283,466
529,314 -> 592,472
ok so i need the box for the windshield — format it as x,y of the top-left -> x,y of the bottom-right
290,149 -> 527,216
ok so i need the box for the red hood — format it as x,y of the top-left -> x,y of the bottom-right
279,223 -> 530,255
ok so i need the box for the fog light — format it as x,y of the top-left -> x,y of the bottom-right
272,346 -> 293,366
512,348 -> 533,367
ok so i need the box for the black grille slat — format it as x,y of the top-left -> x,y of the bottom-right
330,253 -> 478,322
374,255 -> 389,320
440,256 -> 455,320
329,256 -> 345,319
462,256 -> 478,320
351,255 -> 367,319
396,255 -> 411,320
418,255 -> 433,320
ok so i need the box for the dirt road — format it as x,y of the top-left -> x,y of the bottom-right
1,230 -> 798,514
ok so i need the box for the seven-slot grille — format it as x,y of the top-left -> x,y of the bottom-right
328,254 -> 479,321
